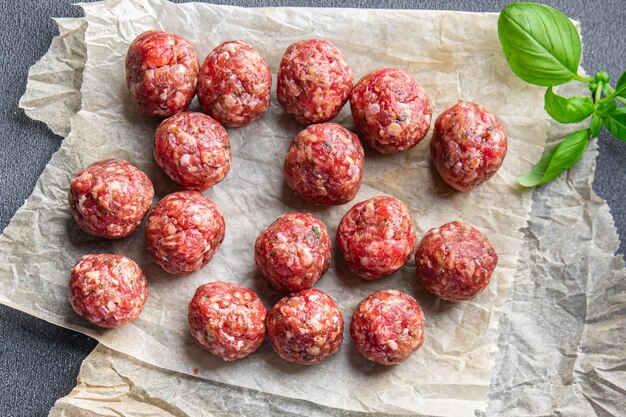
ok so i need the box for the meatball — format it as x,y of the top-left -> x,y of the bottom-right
283,123 -> 364,205
154,112 -> 231,190
145,191 -> 225,274
430,101 -> 507,191
188,282 -> 266,361
415,221 -> 498,302
197,40 -> 272,127
337,196 -> 416,280
350,67 -> 432,154
69,159 -> 154,239
350,290 -> 425,365
277,39 -> 353,125
255,213 -> 331,292
68,254 -> 148,328
125,30 -> 199,117
266,288 -> 343,365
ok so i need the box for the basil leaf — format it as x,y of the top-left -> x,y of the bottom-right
498,3 -> 582,86
517,129 -> 590,187
544,87 -> 594,123
604,108 -> 626,141
614,71 -> 626,98
590,113 -> 603,138
516,145 -> 558,187
597,100 -> 617,116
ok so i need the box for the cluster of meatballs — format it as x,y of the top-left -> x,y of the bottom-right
66,30 -> 505,367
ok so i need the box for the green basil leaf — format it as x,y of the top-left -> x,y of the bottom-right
517,129 -> 590,187
604,108 -> 626,141
614,71 -> 626,98
590,113 -> 603,138
597,100 -> 617,116
498,3 -> 582,86
516,145 -> 558,187
544,87 -> 594,123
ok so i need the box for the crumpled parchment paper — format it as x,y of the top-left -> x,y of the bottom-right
2,0 -> 597,415
18,18 -> 86,137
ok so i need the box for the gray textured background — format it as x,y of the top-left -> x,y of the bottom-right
0,1 -> 624,416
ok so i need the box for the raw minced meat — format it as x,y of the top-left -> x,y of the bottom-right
283,123 -> 364,205
430,101 -> 507,191
277,39 -> 353,125
266,288 -> 343,365
350,67 -> 432,154
337,196 -> 416,280
350,290 -> 425,365
69,159 -> 154,239
154,111 -> 231,190
145,191 -> 225,274
254,212 -> 331,292
188,281 -> 266,361
197,40 -> 272,127
68,254 -> 148,328
125,30 -> 199,117
415,221 -> 498,301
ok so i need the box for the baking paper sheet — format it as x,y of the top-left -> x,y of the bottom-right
35,17 -> 626,416
47,140 -> 626,417
18,18 -> 86,137
1,0 -> 558,415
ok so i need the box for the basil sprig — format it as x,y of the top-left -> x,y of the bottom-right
498,2 -> 625,187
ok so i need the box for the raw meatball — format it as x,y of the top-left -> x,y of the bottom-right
188,282 -> 266,361
197,40 -> 272,127
283,123 -> 364,205
69,159 -> 154,239
431,101 -> 507,191
68,254 -> 148,328
277,39 -> 353,125
145,191 -> 225,274
415,221 -> 498,301
350,290 -> 425,365
154,112 -> 231,190
125,30 -> 199,117
350,67 -> 432,154
255,212 -> 331,292
266,288 -> 343,365
337,196 -> 416,280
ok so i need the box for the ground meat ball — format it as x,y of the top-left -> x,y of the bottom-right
154,112 -> 231,190
350,68 -> 432,154
125,30 -> 199,117
277,39 -> 353,125
430,101 -> 507,191
415,221 -> 498,302
266,288 -> 343,365
255,213 -> 331,292
350,290 -> 425,365
197,40 -> 272,127
69,159 -> 154,239
188,282 -> 266,361
145,191 -> 225,274
283,123 -> 364,205
337,196 -> 416,280
68,254 -> 148,328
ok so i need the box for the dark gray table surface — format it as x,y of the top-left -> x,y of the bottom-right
1,1 -> 624,416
